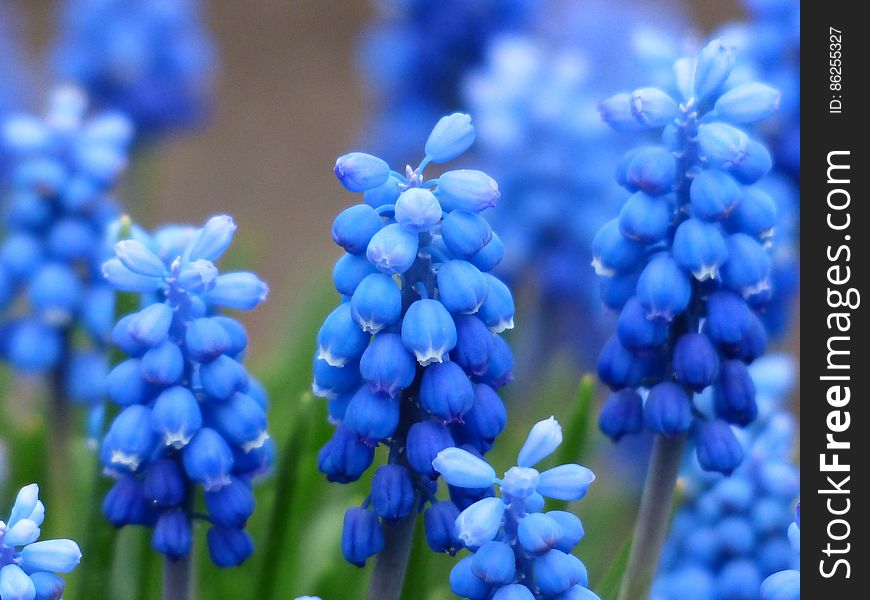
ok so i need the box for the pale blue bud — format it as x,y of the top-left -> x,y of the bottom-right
630,88 -> 678,128
436,170 -> 500,213
517,416 -> 563,468
714,82 -> 781,123
395,188 -> 442,233
204,272 -> 269,311
334,152 -> 390,192
187,215 -> 237,262
454,497 -> 504,549
425,113 -> 474,163
537,465 -> 595,501
115,239 -> 166,277
693,38 -> 737,101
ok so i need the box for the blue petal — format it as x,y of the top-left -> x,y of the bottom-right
454,497 -> 504,549
187,215 -> 237,262
537,464 -> 595,501
0,564 -> 36,600
517,416 -> 563,468
425,113 -> 474,163
21,539 -> 83,573
115,239 -> 167,277
204,272 -> 269,311
102,258 -> 162,292
432,447 -> 496,489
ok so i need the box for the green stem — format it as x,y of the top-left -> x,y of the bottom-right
163,554 -> 193,600
48,333 -> 73,537
617,433 -> 686,600
137,527 -> 159,599
367,497 -> 420,600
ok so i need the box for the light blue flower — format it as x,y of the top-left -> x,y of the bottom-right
0,484 -> 82,600
434,418 -> 598,599
0,87 -> 133,439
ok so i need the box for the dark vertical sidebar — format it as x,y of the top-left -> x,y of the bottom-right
803,3 -> 865,598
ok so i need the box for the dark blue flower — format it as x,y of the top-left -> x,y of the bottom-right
655,357 -> 800,600
593,36 -> 785,472
0,484 -> 82,598
317,115 -> 516,568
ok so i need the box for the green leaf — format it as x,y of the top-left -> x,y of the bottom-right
254,392 -> 319,599
595,534 -> 633,600
556,374 -> 597,467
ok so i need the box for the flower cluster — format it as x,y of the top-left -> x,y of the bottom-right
316,113 -> 516,567
464,1 -> 685,362
358,0 -> 538,163
53,0 -> 216,137
653,356 -> 799,600
0,484 -> 82,600
594,38 -> 783,473
0,88 -> 131,397
99,215 -> 271,567
0,4 -> 28,168
760,504 -> 799,600
433,418 -> 599,600
717,0 -> 801,338
720,0 -> 800,180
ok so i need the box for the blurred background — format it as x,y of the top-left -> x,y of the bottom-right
12,0 -> 744,363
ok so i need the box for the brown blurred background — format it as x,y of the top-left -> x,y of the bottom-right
12,0 -> 744,362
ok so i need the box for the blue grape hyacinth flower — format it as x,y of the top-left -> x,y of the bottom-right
99,215 -> 270,567
317,113 -> 517,568
433,417 -> 600,600
714,2 -> 801,340
358,0 -> 540,164
718,0 -> 800,180
594,37 -> 784,474
0,2 -> 29,177
653,355 -> 799,600
760,504 -> 799,600
464,1 -> 688,365
0,87 -> 132,424
53,0 -> 216,137
0,484 -> 82,600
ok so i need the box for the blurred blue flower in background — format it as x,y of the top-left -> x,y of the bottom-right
0,483 -> 82,600
100,214 -> 270,567
464,0 -> 687,364
53,0 -> 216,139
719,0 -> 800,181
760,503 -> 799,600
0,88 -> 132,421
317,113 -> 517,567
716,0 -> 801,339
593,36 -> 785,473
357,0 -> 539,163
0,3 -> 30,179
653,355 -> 799,600
434,417 -> 599,600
